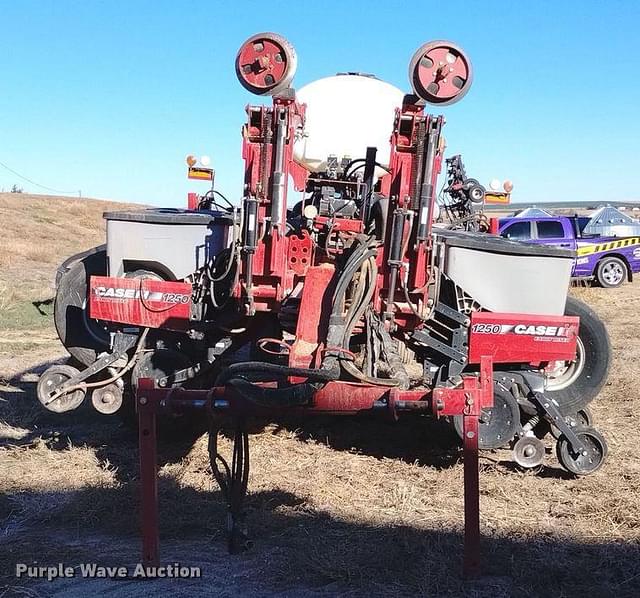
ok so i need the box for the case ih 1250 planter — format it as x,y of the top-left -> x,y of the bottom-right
38,34 -> 611,574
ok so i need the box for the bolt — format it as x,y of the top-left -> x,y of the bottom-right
158,379 -> 167,388
139,397 -> 147,405
466,431 -> 475,439
160,400 -> 166,408
449,67 -> 454,72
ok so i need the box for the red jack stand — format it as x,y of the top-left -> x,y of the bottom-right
137,378 -> 160,566
433,355 -> 494,578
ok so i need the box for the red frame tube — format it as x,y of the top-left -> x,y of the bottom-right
135,356 -> 495,576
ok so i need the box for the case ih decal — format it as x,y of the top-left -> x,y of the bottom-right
89,276 -> 192,330
468,312 -> 579,364
472,323 -> 572,337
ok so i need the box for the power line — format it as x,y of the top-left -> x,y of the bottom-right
0,159 -> 81,196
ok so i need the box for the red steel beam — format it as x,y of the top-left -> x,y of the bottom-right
137,378 -> 160,566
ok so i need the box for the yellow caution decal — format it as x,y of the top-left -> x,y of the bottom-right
484,191 -> 511,204
188,166 -> 214,181
577,237 -> 640,257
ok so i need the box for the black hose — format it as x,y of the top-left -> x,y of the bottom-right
343,257 -> 377,347
212,360 -> 340,410
208,418 -> 250,553
325,241 -> 378,355
215,361 -> 339,386
331,242 -> 377,303
227,377 -> 319,407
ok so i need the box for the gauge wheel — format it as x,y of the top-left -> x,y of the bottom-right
595,256 -> 627,288
37,364 -> 86,413
556,426 -> 607,476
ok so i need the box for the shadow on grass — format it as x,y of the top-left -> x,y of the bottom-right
1,361 -> 579,482
1,480 -> 639,597
1,364 -> 639,595
1,360 -> 464,484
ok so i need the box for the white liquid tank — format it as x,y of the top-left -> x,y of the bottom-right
293,74 -> 405,175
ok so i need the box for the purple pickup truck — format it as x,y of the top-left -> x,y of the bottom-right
499,213 -> 640,287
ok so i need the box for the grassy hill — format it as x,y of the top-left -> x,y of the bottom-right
0,192 -> 139,332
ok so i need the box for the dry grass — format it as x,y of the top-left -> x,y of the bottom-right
0,193 -> 140,333
0,194 -> 639,596
0,192 -> 139,305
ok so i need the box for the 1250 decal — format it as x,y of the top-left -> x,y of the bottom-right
471,323 -> 571,337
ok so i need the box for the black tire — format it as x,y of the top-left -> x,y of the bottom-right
54,249 -> 110,366
595,256 -> 627,288
556,426 -> 607,476
545,297 -> 611,416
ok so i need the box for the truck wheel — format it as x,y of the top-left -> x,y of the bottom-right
54,249 -> 110,366
544,297 -> 611,416
596,256 -> 627,288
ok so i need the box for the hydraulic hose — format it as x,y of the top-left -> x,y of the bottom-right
326,241 -> 378,352
227,377 -> 320,407
215,361 -> 339,386
343,257 -> 377,345
213,360 -> 341,408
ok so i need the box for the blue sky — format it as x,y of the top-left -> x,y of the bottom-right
0,0 -> 638,206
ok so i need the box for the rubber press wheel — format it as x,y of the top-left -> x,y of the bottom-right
595,256 -> 627,288
544,297 -> 611,416
54,249 -> 111,366
556,426 -> 607,475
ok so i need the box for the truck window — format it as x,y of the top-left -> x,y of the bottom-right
536,220 -> 565,239
576,217 -> 590,233
501,221 -> 532,240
